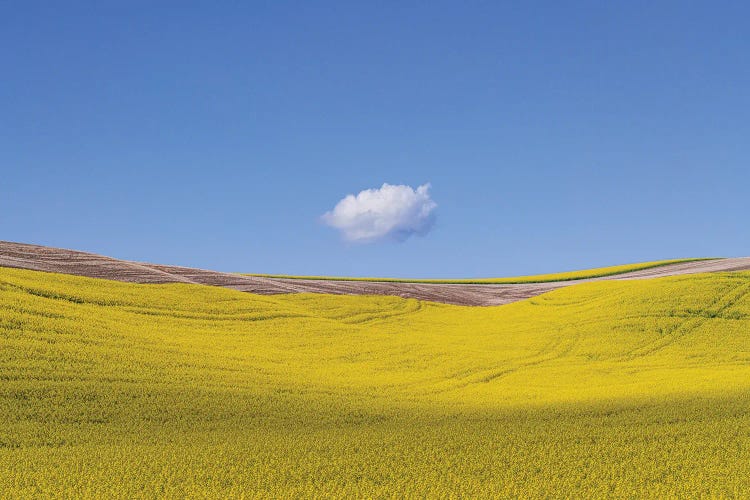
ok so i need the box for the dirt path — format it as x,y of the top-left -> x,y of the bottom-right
2,241 -> 749,306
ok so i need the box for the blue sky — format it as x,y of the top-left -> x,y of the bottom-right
2,1 -> 748,277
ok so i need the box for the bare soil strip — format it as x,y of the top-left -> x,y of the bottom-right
2,241 -> 750,306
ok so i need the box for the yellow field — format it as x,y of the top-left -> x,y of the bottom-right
245,258 -> 711,283
1,265 -> 750,497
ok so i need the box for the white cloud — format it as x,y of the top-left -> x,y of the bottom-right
322,183 -> 437,243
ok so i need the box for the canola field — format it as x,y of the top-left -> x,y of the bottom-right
1,265 -> 750,497
246,258 -> 710,284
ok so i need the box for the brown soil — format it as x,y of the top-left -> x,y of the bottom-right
2,241 -> 749,306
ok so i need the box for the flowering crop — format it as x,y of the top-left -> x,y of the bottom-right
1,266 -> 749,497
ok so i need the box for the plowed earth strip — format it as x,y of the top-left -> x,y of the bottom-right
2,241 -> 750,306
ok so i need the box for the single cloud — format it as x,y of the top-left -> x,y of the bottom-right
322,183 -> 437,243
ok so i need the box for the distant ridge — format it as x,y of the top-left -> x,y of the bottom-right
2,241 -> 750,306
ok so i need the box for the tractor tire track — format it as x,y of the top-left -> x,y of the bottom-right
616,281 -> 750,361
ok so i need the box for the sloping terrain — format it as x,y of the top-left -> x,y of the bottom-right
245,258 -> 712,283
2,241 -> 750,305
1,266 -> 750,497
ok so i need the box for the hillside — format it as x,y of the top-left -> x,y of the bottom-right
245,258 -> 712,283
3,241 -> 750,305
1,265 -> 750,497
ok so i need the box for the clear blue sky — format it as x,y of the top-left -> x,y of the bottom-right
2,1 -> 748,277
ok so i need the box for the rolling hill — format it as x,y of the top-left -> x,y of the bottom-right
3,240 -> 750,305
1,254 -> 750,497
